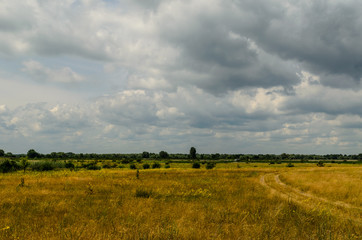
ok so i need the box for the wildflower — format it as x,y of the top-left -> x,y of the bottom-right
1,226 -> 10,231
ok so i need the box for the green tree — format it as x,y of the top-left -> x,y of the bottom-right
142,151 -> 150,158
27,149 -> 40,159
280,153 -> 289,160
189,147 -> 197,159
20,158 -> 30,173
0,149 -> 4,157
159,151 -> 169,159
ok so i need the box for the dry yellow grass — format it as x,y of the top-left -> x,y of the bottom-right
279,166 -> 362,207
0,165 -> 361,239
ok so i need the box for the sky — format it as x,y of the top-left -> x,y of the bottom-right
0,0 -> 361,154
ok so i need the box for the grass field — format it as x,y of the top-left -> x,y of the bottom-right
0,163 -> 361,239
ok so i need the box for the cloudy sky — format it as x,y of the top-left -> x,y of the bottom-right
0,0 -> 361,154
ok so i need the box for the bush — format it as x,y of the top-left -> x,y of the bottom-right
129,163 -> 137,169
30,161 -> 64,171
152,162 -> 161,169
192,162 -> 201,169
317,161 -> 325,167
65,161 -> 75,169
286,162 -> 294,167
206,162 -> 216,169
83,162 -> 100,170
87,164 -> 101,170
143,163 -> 150,169
165,164 -> 170,169
0,159 -> 20,173
80,161 -> 101,170
121,159 -> 130,164
102,162 -> 117,169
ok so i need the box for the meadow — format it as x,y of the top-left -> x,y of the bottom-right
0,161 -> 361,239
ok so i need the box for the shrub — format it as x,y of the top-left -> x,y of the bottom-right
19,158 -> 30,172
0,159 -> 20,173
143,163 -> 150,169
129,163 -> 137,169
65,161 -> 75,169
152,162 -> 161,169
206,162 -> 216,170
121,159 -> 130,164
165,164 -> 170,169
192,162 -> 201,169
269,161 -> 275,165
102,162 -> 117,169
87,164 -> 101,170
84,162 -> 101,170
317,161 -> 325,167
286,162 -> 294,167
80,161 -> 100,170
30,161 -> 64,171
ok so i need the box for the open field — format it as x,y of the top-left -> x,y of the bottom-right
0,163 -> 361,239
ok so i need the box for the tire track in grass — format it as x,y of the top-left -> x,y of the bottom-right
275,174 -> 362,211
260,172 -> 362,224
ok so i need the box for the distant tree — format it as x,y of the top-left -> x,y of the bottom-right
142,151 -> 150,158
0,149 -> 4,157
5,152 -> 14,158
211,153 -> 220,160
159,151 -> 169,159
27,149 -> 40,159
280,153 -> 289,160
189,147 -> 197,159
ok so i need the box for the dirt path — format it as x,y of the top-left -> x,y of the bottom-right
274,174 -> 362,211
260,172 -> 362,223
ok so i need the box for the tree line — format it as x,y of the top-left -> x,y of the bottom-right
0,148 -> 361,162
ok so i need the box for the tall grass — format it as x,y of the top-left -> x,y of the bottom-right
279,167 -> 362,207
0,167 -> 360,239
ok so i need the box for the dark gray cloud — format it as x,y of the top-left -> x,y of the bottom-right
1,0 -> 362,154
237,0 -> 362,86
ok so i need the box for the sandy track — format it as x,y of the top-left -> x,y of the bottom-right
274,174 -> 362,211
260,172 -> 362,223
